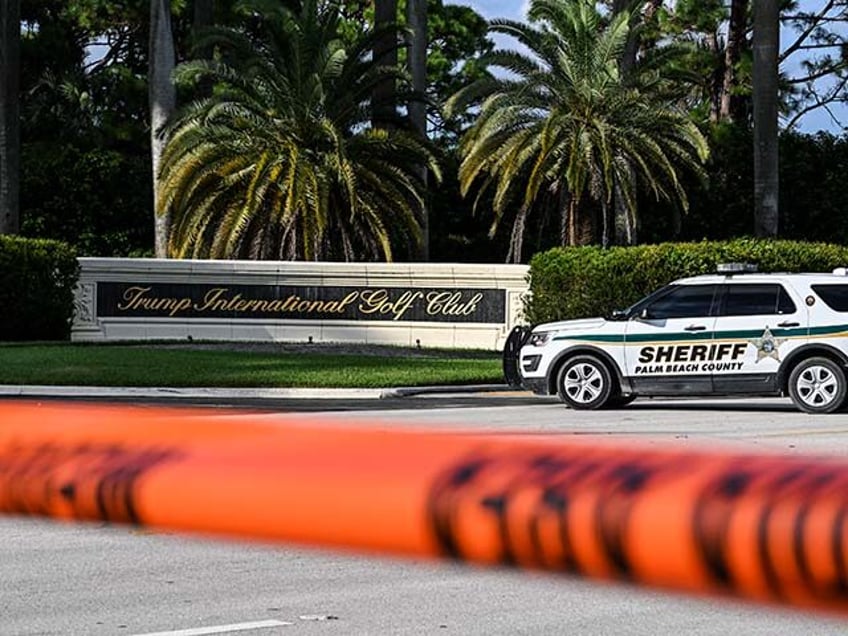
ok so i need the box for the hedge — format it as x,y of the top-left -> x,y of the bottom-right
0,236 -> 80,341
525,239 -> 848,325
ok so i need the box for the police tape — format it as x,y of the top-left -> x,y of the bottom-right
3,400 -> 848,615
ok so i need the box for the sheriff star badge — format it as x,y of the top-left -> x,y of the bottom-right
747,326 -> 787,362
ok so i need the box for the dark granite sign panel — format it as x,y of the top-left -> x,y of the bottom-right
97,282 -> 506,323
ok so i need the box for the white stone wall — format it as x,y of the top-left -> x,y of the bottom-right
72,259 -> 530,350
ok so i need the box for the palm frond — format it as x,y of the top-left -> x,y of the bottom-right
452,0 -> 708,252
159,0 -> 440,261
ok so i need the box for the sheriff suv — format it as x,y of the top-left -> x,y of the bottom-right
503,265 -> 848,413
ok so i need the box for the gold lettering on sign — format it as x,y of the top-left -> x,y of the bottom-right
193,288 -> 361,315
358,289 -> 425,321
113,285 -> 488,319
117,286 -> 192,317
194,288 -> 229,312
427,291 -> 484,317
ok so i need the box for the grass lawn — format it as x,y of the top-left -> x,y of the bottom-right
0,343 -> 504,388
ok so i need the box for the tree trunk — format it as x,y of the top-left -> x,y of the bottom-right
613,175 -> 638,246
720,0 -> 749,122
612,0 -> 663,76
507,207 -> 527,264
372,0 -> 397,130
610,0 -> 634,246
559,186 -> 569,247
406,0 -> 428,260
0,0 -> 20,235
753,0 -> 779,238
707,31 -> 722,123
150,0 -> 177,258
612,0 -> 637,75
610,1 -> 659,245
601,197 -> 610,249
567,194 -> 581,247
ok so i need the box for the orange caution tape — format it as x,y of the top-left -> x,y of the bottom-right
2,400 -> 848,615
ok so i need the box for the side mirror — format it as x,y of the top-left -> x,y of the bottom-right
610,309 -> 627,321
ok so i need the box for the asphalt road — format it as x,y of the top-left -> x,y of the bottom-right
4,394 -> 848,635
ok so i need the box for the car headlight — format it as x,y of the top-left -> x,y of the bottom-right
526,331 -> 550,347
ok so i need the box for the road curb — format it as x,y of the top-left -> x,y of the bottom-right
379,384 -> 516,398
0,385 -> 384,400
0,384 -> 517,401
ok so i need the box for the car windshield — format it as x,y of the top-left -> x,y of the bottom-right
610,285 -> 674,319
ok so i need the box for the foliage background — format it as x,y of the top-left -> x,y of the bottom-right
525,238 -> 848,324
0,236 -> 80,340
12,1 -> 848,262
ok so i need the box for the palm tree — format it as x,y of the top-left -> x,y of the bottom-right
448,0 -> 709,262
0,0 -> 20,235
150,0 -> 176,257
159,0 -> 439,261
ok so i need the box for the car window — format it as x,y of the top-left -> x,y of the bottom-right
643,285 -> 718,320
812,284 -> 848,311
618,285 -> 673,319
720,284 -> 797,316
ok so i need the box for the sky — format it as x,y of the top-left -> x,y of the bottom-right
447,0 -> 846,134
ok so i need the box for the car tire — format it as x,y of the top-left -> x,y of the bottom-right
556,355 -> 614,410
788,357 -> 848,414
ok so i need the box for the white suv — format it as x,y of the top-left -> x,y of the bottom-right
504,265 -> 848,413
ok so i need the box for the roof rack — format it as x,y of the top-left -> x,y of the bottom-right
716,262 -> 758,275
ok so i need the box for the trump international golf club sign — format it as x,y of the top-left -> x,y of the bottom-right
72,259 -> 529,349
97,282 -> 505,323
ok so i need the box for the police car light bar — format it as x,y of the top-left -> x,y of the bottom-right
716,262 -> 758,274
833,267 -> 848,276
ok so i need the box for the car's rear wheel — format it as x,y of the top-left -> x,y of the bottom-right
556,355 -> 614,410
788,357 -> 848,414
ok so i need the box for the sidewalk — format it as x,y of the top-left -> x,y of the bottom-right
0,384 -> 516,400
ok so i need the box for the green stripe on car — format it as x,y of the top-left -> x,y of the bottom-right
551,324 -> 848,344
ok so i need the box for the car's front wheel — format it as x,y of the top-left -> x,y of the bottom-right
556,355 -> 614,410
788,357 -> 848,414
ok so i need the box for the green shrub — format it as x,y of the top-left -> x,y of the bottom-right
21,143 -> 154,257
525,239 -> 848,324
0,236 -> 80,341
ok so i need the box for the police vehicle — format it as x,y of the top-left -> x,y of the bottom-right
503,264 -> 848,413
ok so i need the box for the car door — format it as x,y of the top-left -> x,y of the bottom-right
624,284 -> 719,395
711,282 -> 808,394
